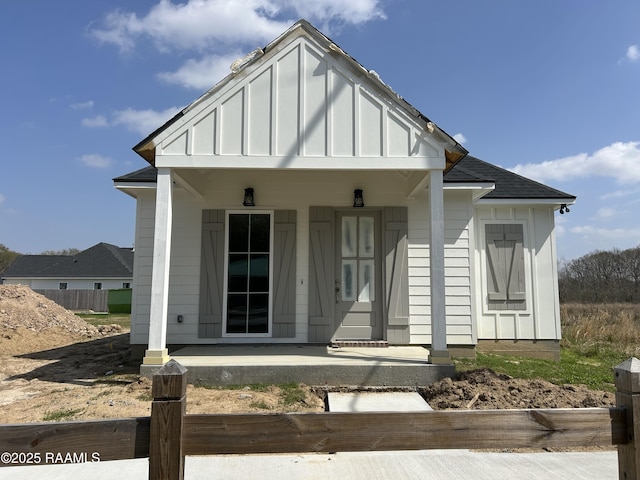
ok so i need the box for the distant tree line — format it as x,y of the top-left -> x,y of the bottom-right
559,246 -> 640,303
0,244 -> 20,273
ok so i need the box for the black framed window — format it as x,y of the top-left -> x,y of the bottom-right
226,213 -> 270,334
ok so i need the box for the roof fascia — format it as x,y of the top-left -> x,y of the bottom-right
114,182 -> 157,198
475,198 -> 577,206
444,182 -> 496,201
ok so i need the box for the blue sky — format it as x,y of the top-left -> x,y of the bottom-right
1,1 -> 639,262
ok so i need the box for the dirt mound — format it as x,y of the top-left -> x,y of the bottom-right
421,368 -> 615,410
0,284 -> 121,354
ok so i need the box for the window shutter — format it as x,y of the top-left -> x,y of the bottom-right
384,207 -> 410,344
308,207 -> 334,342
486,224 -> 526,309
505,225 -> 526,301
199,210 -> 225,338
273,210 -> 296,338
486,224 -> 508,301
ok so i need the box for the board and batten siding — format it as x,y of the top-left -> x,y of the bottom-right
474,206 -> 561,341
155,34 -> 441,167
408,190 -> 475,346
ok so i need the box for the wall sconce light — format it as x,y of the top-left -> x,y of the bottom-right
353,189 -> 364,208
243,188 -> 255,207
559,204 -> 570,214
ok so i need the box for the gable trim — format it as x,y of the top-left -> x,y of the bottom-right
134,20 -> 466,166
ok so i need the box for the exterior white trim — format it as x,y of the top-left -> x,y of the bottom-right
428,169 -> 447,355
476,198 -> 576,206
147,168 -> 173,354
222,210 -> 275,338
155,155 -> 446,170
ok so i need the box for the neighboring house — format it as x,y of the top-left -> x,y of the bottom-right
1,242 -> 134,290
113,20 -> 575,366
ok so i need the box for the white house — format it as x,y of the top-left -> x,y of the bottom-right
114,20 -> 575,366
1,242 -> 133,290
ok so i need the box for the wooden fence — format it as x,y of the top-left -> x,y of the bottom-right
34,289 -> 109,312
2,358 -> 640,480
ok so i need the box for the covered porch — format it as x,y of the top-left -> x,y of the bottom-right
124,20 -> 469,377
140,345 -> 455,387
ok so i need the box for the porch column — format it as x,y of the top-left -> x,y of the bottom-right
428,169 -> 450,364
143,167 -> 173,365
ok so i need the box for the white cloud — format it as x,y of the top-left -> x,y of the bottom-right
600,188 -> 640,200
112,106 -> 182,136
81,115 -> 109,128
595,207 -> 616,220
79,154 -> 114,169
78,107 -> 181,136
510,141 -> 640,184
157,53 -> 242,90
627,45 -> 640,62
91,0 -> 384,54
71,100 -> 94,110
0,193 -> 5,204
278,0 -> 385,27
91,0 -> 289,53
570,224 -> 640,240
453,133 -> 467,144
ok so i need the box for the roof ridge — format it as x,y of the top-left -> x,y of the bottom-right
103,243 -> 134,274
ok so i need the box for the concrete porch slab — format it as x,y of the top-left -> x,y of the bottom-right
139,345 -> 455,387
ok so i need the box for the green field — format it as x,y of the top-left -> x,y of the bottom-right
455,303 -> 640,392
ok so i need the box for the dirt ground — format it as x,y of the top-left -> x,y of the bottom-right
0,285 -> 617,437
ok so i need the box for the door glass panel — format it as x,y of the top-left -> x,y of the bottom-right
359,260 -> 374,302
226,213 -> 271,334
228,215 -> 249,252
341,260 -> 357,301
250,214 -> 270,252
342,216 -> 357,257
228,254 -> 248,292
248,294 -> 269,333
249,254 -> 269,291
359,217 -> 374,258
226,294 -> 247,333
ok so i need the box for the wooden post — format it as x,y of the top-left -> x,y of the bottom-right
615,357 -> 640,480
150,359 -> 188,480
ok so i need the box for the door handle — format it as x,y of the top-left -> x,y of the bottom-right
335,280 -> 341,304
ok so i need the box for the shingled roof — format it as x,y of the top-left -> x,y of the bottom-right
2,243 -> 134,279
114,156 -> 575,201
445,156 -> 575,200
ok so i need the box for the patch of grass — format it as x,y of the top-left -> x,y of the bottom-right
43,408 -> 84,422
279,382 -> 307,405
77,313 -> 131,329
137,393 -> 153,402
453,303 -> 639,392
196,383 -> 270,392
93,390 -> 112,398
250,401 -> 272,410
454,348 -> 624,392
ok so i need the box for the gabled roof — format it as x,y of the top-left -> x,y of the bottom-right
114,158 -> 576,202
2,243 -> 134,279
445,156 -> 576,200
132,19 -> 467,169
